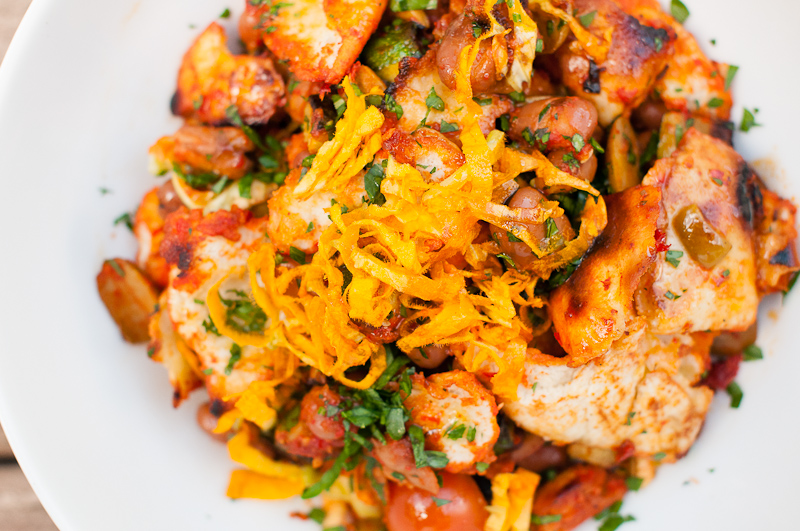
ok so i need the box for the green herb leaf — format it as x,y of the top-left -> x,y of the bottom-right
589,136 -> 605,154
308,508 -> 326,524
740,108 -> 761,132
209,176 -> 228,195
446,424 -> 467,440
289,246 -> 307,264
440,120 -> 459,133
726,381 -> 743,408
670,0 -> 689,23
466,425 -> 477,442
743,344 -> 763,361
507,231 -> 523,243
509,91 -> 526,103
389,0 -> 437,12
545,217 -> 559,239
342,406 -> 379,428
107,259 -> 125,277
225,344 -> 242,375
577,10 -> 596,27
653,452 -> 666,461
202,368 -> 214,375
384,94 -> 404,119
475,462 -> 490,473
364,163 -> 386,205
113,212 -> 134,232
431,496 -> 451,507
724,65 -> 739,91
707,97 -> 724,108
531,514 -> 562,525
568,133 -> 585,152
497,253 -> 517,269
599,514 -> 635,531
219,7 -> 231,18
425,87 -> 445,112
625,476 -> 643,491
225,105 -> 267,151
664,290 -> 680,300
498,114 -> 510,132
385,408 -> 406,440
473,97 -> 493,106
665,250 -> 683,268
408,425 -> 429,467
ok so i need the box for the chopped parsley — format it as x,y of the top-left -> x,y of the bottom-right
625,477 -> 643,491
389,0 -> 437,11
219,289 -> 267,334
565,132 -> 585,152
712,176 -> 723,186
219,8 -> 231,18
224,344 -> 242,375
664,290 -> 681,300
475,462 -> 490,473
446,424 -> 467,440
306,221 -> 315,233
743,344 -> 763,361
308,508 -> 326,524
740,108 -> 761,132
506,231 -> 523,242
364,163 -> 386,205
466,425 -> 477,442
409,425 -> 450,469
670,0 -> 689,23
473,97 -> 493,106
653,452 -> 666,461
289,246 -> 307,264
440,120 -> 459,133
725,65 -> 739,91
590,136 -> 605,154
707,97 -> 724,108
384,93 -> 404,119
509,91 -> 526,103
531,514 -> 562,525
210,175 -> 229,195
577,10 -> 596,27
545,217 -> 559,239
431,496 -> 451,507
225,105 -> 267,151
497,253 -> 517,269
726,382 -> 743,408
665,250 -> 683,268
202,368 -> 214,375
113,212 -> 134,232
106,259 -> 125,277
425,87 -> 445,112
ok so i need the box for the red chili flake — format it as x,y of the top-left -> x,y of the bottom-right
654,229 -> 670,253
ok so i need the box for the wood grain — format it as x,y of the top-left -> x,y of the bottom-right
1,2 -> 59,529
0,466 -> 58,531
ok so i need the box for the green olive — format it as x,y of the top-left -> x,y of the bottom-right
673,204 -> 731,269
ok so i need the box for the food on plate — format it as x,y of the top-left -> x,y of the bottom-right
97,0 -> 799,529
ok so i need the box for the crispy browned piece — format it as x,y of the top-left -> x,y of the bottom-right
151,125 -> 255,179
556,0 -> 674,126
532,465 -> 627,531
549,185 -> 662,365
173,23 -> 285,125
243,0 -> 387,84
147,295 -> 202,407
97,259 -> 159,343
754,184 -> 800,294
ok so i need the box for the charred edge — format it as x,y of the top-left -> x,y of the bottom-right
710,121 -> 735,145
770,246 -> 799,267
583,60 -> 602,94
626,15 -> 671,53
735,163 -> 760,227
170,91 -> 181,116
473,474 -> 493,503
209,399 -> 226,417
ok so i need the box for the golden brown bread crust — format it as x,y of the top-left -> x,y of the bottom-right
244,0 -> 387,84
549,185 -> 663,365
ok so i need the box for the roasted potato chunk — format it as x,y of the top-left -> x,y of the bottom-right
173,23 -> 285,125
244,0 -> 388,84
97,259 -> 159,343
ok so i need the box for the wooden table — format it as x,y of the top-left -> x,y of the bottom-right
1,3 -> 59,529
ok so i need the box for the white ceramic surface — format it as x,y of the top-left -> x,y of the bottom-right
0,1 -> 797,530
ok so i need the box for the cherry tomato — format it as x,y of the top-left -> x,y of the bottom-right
384,472 -> 488,531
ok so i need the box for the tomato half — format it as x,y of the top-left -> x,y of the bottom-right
384,472 -> 488,531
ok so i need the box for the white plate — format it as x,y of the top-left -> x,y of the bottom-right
0,1 -> 797,530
